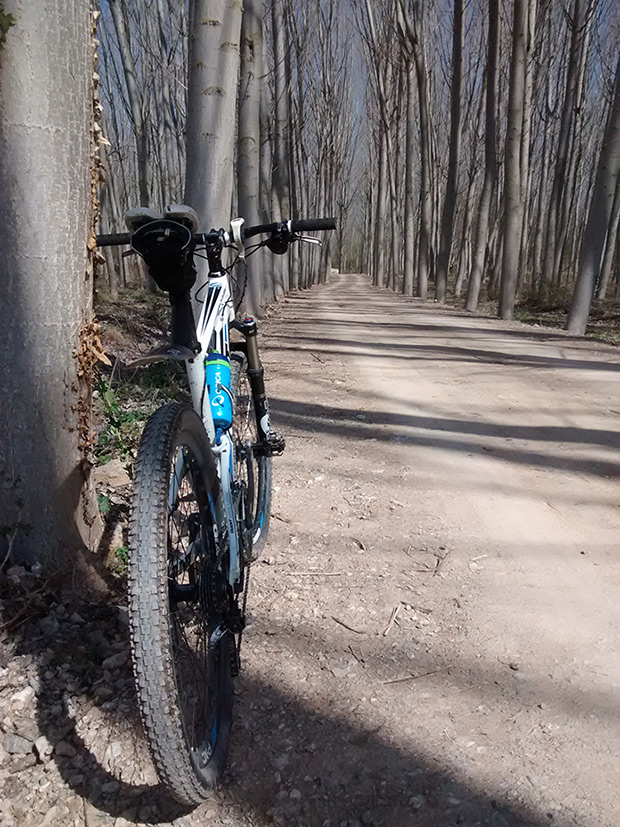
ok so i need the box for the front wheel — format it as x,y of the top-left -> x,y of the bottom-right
128,403 -> 234,806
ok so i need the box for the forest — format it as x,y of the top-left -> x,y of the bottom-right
96,0 -> 620,336
0,5 -> 619,825
0,1 -> 618,579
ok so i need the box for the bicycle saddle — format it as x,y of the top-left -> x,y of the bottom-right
124,205 -> 200,234
164,204 -> 199,233
124,207 -> 163,232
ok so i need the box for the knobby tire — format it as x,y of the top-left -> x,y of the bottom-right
128,403 -> 233,805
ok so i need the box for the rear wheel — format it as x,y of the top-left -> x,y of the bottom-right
128,403 -> 234,805
231,355 -> 272,560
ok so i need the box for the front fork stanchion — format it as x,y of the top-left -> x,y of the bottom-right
232,318 -> 285,455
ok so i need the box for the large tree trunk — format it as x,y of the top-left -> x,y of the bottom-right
567,56 -> 620,334
435,0 -> 464,303
0,1 -> 102,566
499,0 -> 528,320
185,0 -> 242,232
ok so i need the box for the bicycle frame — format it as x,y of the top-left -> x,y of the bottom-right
184,273 -> 242,588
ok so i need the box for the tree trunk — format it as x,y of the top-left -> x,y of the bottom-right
271,0 -> 291,297
596,176 -> 620,301
540,0 -> 588,296
109,0 -> 151,206
238,0 -> 264,316
499,0 -> 528,319
435,0 -> 464,302
374,130 -> 388,287
567,56 -> 620,334
403,59 -> 416,296
0,1 -> 102,566
185,0 -> 242,231
465,0 -> 499,312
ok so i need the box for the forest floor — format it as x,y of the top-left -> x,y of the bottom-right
1,273 -> 619,827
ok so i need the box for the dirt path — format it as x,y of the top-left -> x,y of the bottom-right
1,274 -> 618,827
231,275 -> 619,827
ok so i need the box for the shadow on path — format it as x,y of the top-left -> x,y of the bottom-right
0,586 -> 569,827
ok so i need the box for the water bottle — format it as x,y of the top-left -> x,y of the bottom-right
205,352 -> 233,430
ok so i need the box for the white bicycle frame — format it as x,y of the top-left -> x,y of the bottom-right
180,273 -> 242,588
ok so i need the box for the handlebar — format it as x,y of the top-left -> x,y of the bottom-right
95,217 -> 337,248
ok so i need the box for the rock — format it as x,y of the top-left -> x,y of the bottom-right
14,718 -> 39,742
34,737 -> 54,763
94,458 -> 131,488
11,686 -> 35,708
3,732 -> 33,755
104,741 -> 123,763
36,805 -> 57,827
101,651 -> 128,670
6,566 -> 26,583
54,740 -> 77,758
9,753 -> 37,772
94,685 -> 114,700
116,607 -> 130,630
38,615 -> 60,637
289,789 -> 302,801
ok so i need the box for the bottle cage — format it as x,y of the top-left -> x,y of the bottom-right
131,220 -> 196,293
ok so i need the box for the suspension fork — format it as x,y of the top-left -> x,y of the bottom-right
231,317 -> 271,441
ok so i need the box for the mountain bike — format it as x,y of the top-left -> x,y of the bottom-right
96,206 -> 336,805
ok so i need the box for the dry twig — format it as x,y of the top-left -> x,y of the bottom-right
332,615 -> 364,634
382,665 -> 452,685
382,604 -> 401,636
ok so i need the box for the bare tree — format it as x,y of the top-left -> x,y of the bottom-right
435,0 -> 464,302
499,0 -> 528,319
465,0 -> 500,312
238,0 -> 265,315
567,55 -> 620,334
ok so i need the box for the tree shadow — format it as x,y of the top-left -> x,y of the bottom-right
268,396 -> 620,481
267,333 -> 620,374
0,583 -> 584,827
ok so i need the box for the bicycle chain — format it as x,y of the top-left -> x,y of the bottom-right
230,561 -> 251,677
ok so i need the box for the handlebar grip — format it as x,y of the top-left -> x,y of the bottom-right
290,218 -> 336,232
96,233 -> 132,247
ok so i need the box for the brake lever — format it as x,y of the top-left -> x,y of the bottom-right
230,217 -> 246,260
295,234 -> 322,247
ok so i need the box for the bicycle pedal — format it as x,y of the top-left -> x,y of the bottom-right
260,431 -> 285,456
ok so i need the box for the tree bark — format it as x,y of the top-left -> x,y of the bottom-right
465,0 -> 499,312
109,0 -> 151,206
0,0 -> 102,566
184,0 -> 242,230
567,56 -> 620,334
435,0 -> 464,302
271,0 -> 291,297
403,59 -> 416,296
596,176 -> 620,301
238,0 -> 264,316
499,0 -> 528,320
540,0 -> 588,296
